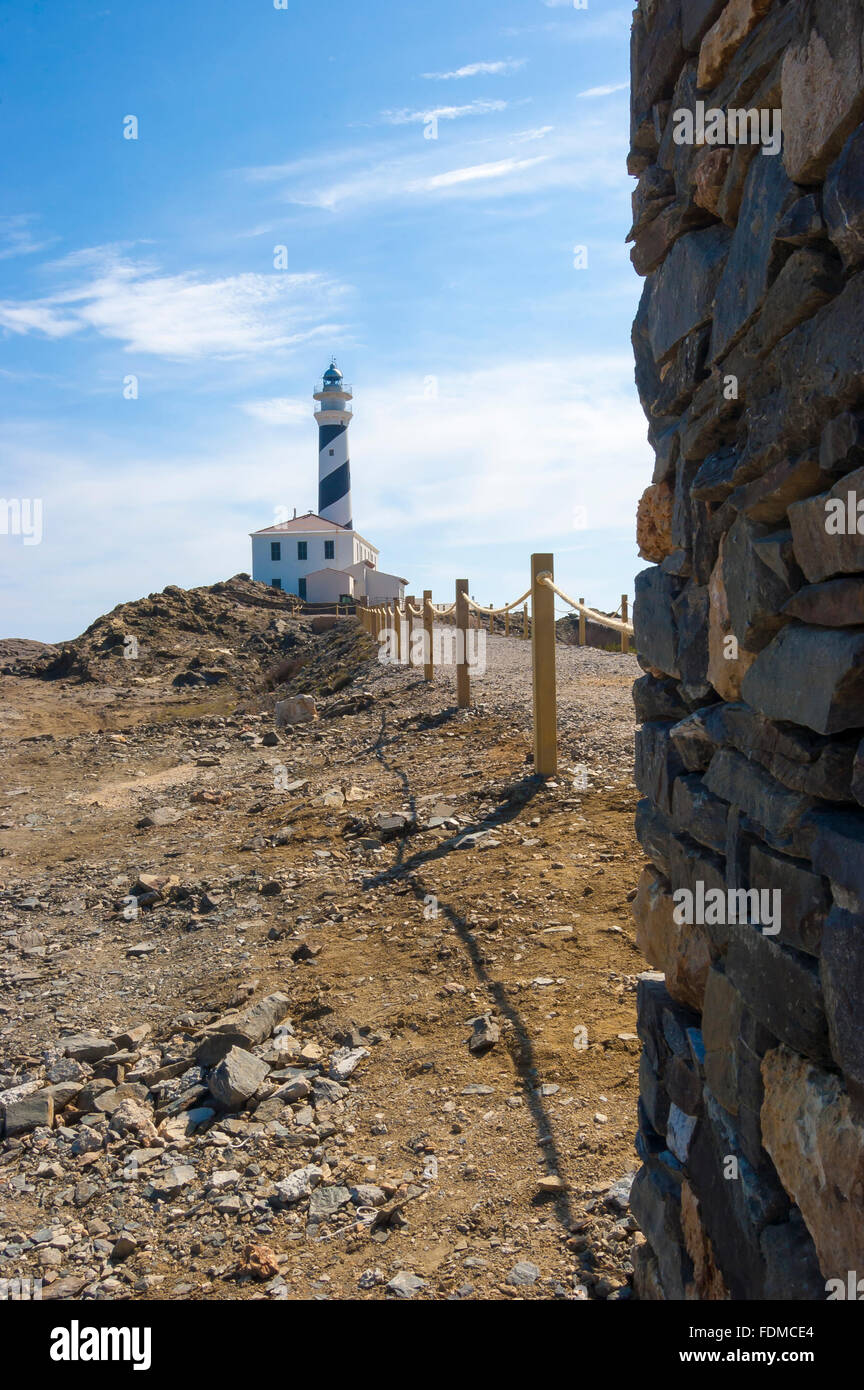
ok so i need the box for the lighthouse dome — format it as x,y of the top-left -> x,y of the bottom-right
322,361 -> 343,384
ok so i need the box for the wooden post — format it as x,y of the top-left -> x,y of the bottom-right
404,596 -> 416,668
488,606 -> 493,637
579,597 -> 586,647
456,579 -> 470,709
620,595 -> 629,654
395,599 -> 403,664
531,554 -> 557,777
522,603 -> 529,639
423,589 -> 433,682
504,608 -> 510,637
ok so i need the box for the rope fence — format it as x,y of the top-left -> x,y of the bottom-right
356,554 -> 633,777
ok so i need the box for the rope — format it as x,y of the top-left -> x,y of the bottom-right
464,589 -> 531,617
537,577 -> 634,634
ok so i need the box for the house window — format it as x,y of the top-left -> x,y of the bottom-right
271,577 -> 282,590
325,540 -> 334,559
297,541 -> 307,560
329,448 -> 335,456
270,541 -> 281,561
298,577 -> 307,600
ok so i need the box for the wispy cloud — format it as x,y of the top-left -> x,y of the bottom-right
417,156 -> 548,191
578,81 -> 629,98
421,59 -> 526,80
0,249 -> 351,359
381,99 -> 508,126
0,215 -> 55,262
240,396 -> 309,425
246,114 -> 623,212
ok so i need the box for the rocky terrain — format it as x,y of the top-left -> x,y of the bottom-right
0,580 -> 644,1301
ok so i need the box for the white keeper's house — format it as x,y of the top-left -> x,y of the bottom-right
250,361 -> 407,606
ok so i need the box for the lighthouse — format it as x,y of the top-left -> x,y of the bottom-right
249,358 -> 408,606
313,360 -> 353,528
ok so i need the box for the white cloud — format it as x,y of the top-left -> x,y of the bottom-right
240,397 -> 309,425
258,114 -> 623,211
381,100 -> 508,126
422,59 -> 526,80
578,81 -> 629,98
0,215 -> 55,262
416,156 -> 548,190
0,355 -> 648,640
0,250 -> 351,360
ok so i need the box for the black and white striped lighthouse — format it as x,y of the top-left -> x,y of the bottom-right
313,360 -> 353,528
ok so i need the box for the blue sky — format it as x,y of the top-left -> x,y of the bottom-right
0,0 -> 649,642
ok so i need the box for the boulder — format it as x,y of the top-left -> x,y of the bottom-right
781,0 -> 864,184
824,124 -> 864,270
632,865 -> 711,1012
275,695 -> 317,727
741,624 -> 864,735
646,225 -> 731,364
788,467 -> 864,583
697,0 -> 773,89
761,1046 -> 864,1279
207,1047 -> 269,1111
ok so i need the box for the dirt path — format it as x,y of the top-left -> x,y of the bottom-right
0,623 -> 646,1301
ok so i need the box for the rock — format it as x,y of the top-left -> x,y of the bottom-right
741,625 -> 864,736
310,615 -> 339,634
748,843 -> 828,958
821,906 -> 864,1096
646,225 -> 731,364
237,1243 -> 280,1281
632,864 -> 711,1012
789,467 -> 864,583
208,993 -> 292,1050
783,577 -> 864,627
274,696 -> 317,727
308,1184 -> 351,1220
824,125 -> 864,269
272,1165 -> 323,1206
468,1015 -> 500,1054
781,0 -> 864,185
709,152 -> 797,363
634,566 -> 684,679
805,807 -> 864,903
2,1091 -> 54,1137
61,1033 -> 117,1063
724,924 -> 830,1065
697,0 -> 773,89
137,807 -> 186,828
691,147 -> 732,218
208,1047 -> 269,1110
637,481 -> 675,562
761,1046 -> 864,1280
386,1271 -> 427,1299
707,543 -> 757,700
150,1164 -> 196,1199
328,1047 -> 368,1081
506,1260 -> 540,1286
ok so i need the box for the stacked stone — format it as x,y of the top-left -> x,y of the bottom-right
629,0 -> 864,1299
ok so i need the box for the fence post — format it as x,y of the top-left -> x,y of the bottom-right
404,596 -> 416,669
423,589 -> 434,682
395,598 -> 403,664
531,554 -> 557,777
522,603 -> 528,639
620,594 -> 629,653
579,597 -> 586,647
456,579 -> 470,709
505,608 -> 510,637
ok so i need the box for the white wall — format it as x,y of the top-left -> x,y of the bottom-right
251,528 -> 361,595
305,569 -> 354,603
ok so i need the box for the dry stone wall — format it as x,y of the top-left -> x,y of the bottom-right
629,0 -> 864,1301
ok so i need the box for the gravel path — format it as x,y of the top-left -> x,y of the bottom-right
379,633 -> 640,788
